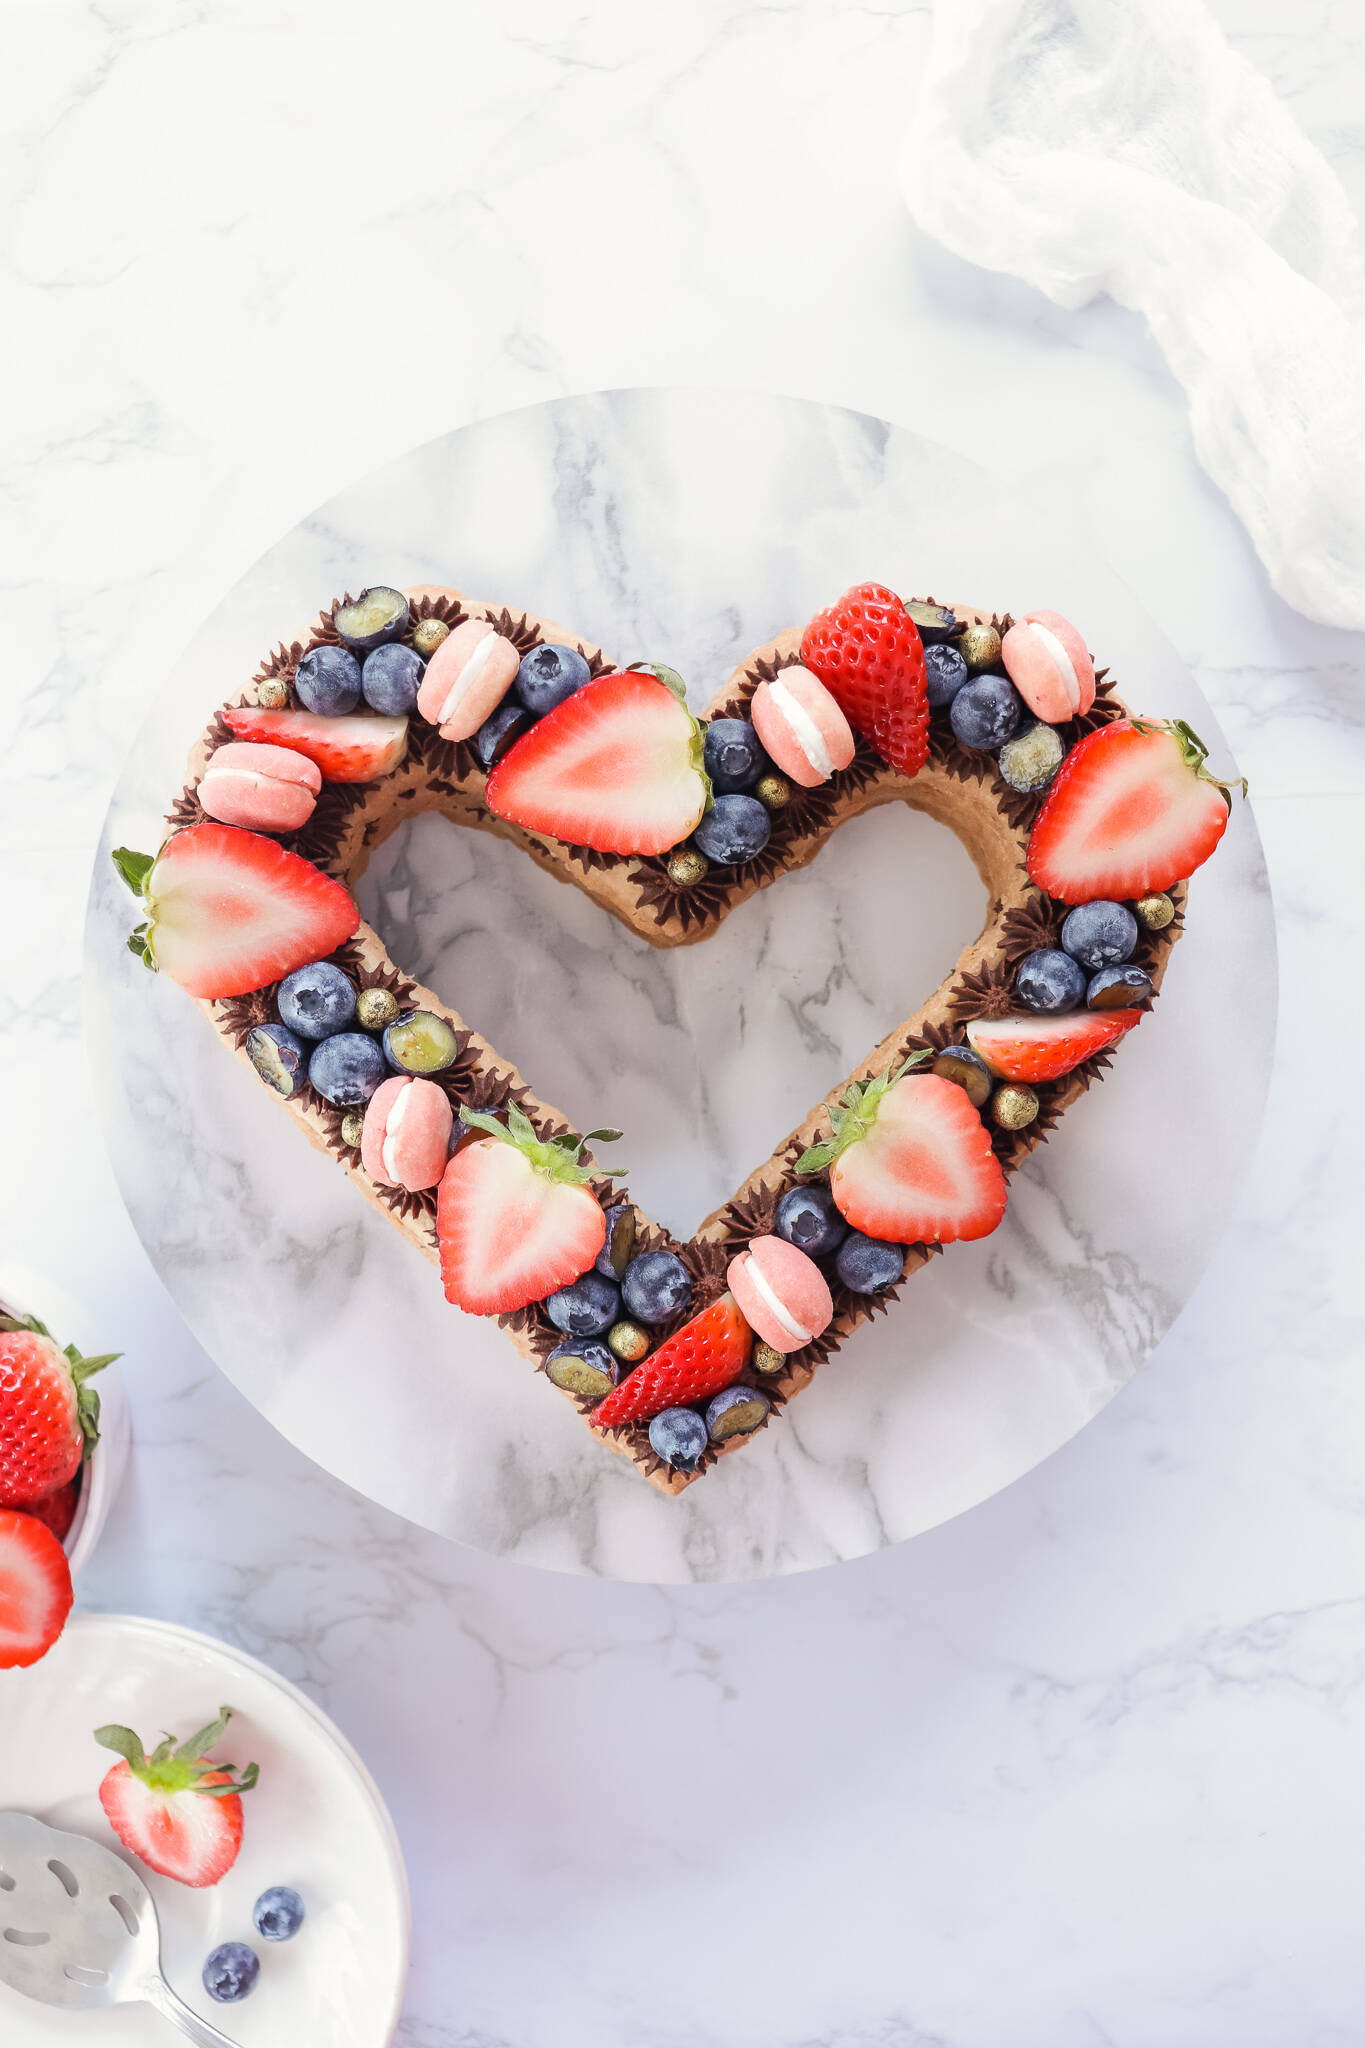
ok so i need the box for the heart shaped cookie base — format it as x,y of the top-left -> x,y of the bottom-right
171,588 -> 1184,1492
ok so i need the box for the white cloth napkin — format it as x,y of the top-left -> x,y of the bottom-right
900,0 -> 1365,631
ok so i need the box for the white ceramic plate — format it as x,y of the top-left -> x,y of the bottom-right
0,1614 -> 409,2045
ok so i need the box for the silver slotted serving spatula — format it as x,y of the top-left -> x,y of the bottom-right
0,1810 -> 243,2044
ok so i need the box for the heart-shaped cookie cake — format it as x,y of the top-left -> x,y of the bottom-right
113,582 -> 1242,1493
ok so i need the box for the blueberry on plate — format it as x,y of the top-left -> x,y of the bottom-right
703,717 -> 771,794
705,1385 -> 771,1441
949,674 -> 1027,752
774,1183 -> 847,1259
333,586 -> 410,651
362,641 -> 424,716
294,642 -> 362,716
308,1031 -> 387,1107
277,960 -> 357,1040
594,1203 -> 637,1280
545,1270 -> 621,1338
544,1340 -> 621,1398
245,1021 -> 308,1098
904,600 -> 958,644
621,1249 -> 692,1325
930,1043 -> 993,1110
253,1886 -> 306,1942
203,1942 -> 260,2003
383,1010 -> 459,1074
1088,964 -> 1154,1009
693,792 -> 771,866
1060,899 -> 1139,971
1015,947 -> 1087,1015
836,1233 -> 905,1294
514,642 -> 592,717
472,701 -> 534,770
923,642 -> 970,710
648,1406 -> 709,1471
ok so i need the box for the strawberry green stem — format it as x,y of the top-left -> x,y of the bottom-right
458,1102 -> 627,1184
794,1050 -> 932,1176
94,1705 -> 259,1797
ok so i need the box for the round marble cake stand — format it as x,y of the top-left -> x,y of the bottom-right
85,389 -> 1275,1584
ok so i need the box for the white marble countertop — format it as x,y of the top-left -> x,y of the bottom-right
4,3 -> 1363,2043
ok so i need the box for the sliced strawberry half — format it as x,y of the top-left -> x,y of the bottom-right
967,1009 -> 1141,1083
223,705 -> 407,783
798,1058 -> 1007,1246
96,1706 -> 258,1888
800,582 -> 929,778
591,1293 -> 752,1431
0,1508 -> 73,1668
1027,718 -> 1242,903
112,825 -> 359,999
437,1104 -> 621,1315
485,667 -> 709,855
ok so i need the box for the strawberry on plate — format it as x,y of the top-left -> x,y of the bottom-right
112,824 -> 360,999
485,666 -> 709,856
967,1009 -> 1142,1083
797,1055 -> 1007,1246
222,704 -> 408,783
95,1705 -> 259,1888
0,1313 -> 118,1508
16,1477 -> 80,1543
0,1508 -> 74,1668
437,1104 -> 622,1315
1027,717 -> 1244,903
800,582 -> 930,778
591,1292 -> 752,1431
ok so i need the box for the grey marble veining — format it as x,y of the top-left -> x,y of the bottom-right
86,391 -> 1275,1583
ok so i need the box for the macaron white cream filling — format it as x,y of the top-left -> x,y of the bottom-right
1027,621 -> 1082,714
437,628 -> 500,726
768,672 -> 835,780
381,1078 -> 414,1183
741,1254 -> 813,1345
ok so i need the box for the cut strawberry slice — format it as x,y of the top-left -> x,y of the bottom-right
112,826 -> 359,999
1027,718 -> 1242,903
437,1104 -> 621,1315
222,705 -> 408,783
485,668 -> 709,855
800,582 -> 930,778
591,1293 -> 752,1430
799,1059 -> 1007,1246
0,1508 -> 74,1668
967,1009 -> 1141,1083
96,1706 -> 259,1888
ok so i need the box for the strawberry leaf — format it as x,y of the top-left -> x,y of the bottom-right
94,1724 -> 148,1773
178,1706 -> 234,1763
111,847 -> 155,896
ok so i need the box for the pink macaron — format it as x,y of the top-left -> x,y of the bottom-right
726,1234 -> 834,1355
750,665 -> 856,788
360,1076 -> 453,1193
416,618 -> 521,742
197,741 -> 321,833
1000,610 -> 1096,724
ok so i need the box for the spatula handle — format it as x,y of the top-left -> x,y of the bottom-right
144,1973 -> 245,2047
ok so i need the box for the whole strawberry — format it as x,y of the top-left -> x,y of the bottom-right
800,582 -> 929,778
0,1315 -> 119,1509
96,1706 -> 259,1888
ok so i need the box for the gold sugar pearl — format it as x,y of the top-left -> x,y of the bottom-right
340,1111 -> 366,1149
666,847 -> 710,888
755,772 -> 792,811
990,1083 -> 1039,1131
257,678 -> 289,709
1135,892 -> 1175,932
752,1341 -> 787,1375
958,623 -> 1003,673
412,618 -> 451,658
607,1320 -> 650,1364
356,986 -> 400,1031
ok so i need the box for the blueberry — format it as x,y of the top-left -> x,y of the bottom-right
514,642 -> 592,716
308,1031 -> 386,1106
904,600 -> 958,644
245,1021 -> 308,1098
930,1044 -> 993,1110
1088,964 -> 1154,1009
362,641 -> 424,715
836,1233 -> 905,1294
621,1250 -> 692,1326
705,1385 -> 771,1442
923,643 -> 970,710
774,1184 -> 847,1259
1015,947 -> 1087,1015
203,1942 -> 260,2003
1060,900 -> 1139,972
333,586 -> 410,651
594,1204 -> 637,1280
648,1406 -> 708,1471
277,960 -> 357,1039
383,1010 -> 459,1074
295,642 -> 361,716
473,701 -> 534,769
544,1340 -> 620,1399
546,1270 -> 621,1337
253,1886 -> 305,1942
703,718 -> 771,794
949,674 -> 1027,752
693,793 -> 771,866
